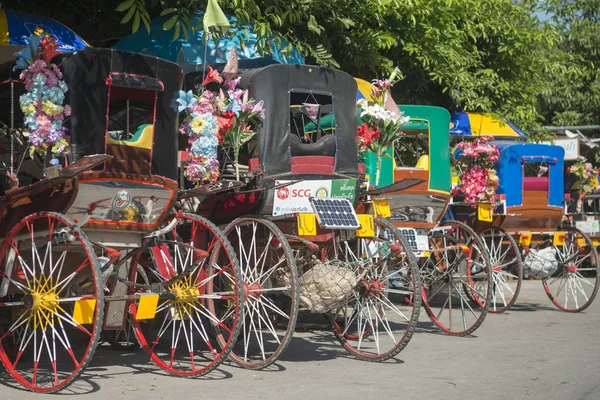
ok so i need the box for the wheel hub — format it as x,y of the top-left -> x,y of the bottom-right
358,279 -> 384,298
567,265 -> 578,274
492,266 -> 502,273
244,282 -> 262,301
25,291 -> 59,312
170,282 -> 200,304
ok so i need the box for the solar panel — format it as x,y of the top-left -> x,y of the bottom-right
309,197 -> 361,229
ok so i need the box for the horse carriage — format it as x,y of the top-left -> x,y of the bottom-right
0,47 -> 245,392
452,141 -> 599,313
366,105 -> 493,335
183,64 -> 422,367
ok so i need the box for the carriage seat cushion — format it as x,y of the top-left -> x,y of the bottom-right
290,134 -> 336,157
523,176 -> 548,191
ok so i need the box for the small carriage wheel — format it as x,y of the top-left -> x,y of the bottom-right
421,220 -> 492,336
129,213 -> 243,376
478,227 -> 523,313
0,212 -> 103,393
327,219 -> 422,361
223,216 -> 299,370
542,227 -> 599,312
101,256 -> 148,351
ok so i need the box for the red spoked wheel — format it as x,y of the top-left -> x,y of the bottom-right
0,212 -> 103,393
328,219 -> 421,361
129,212 -> 242,376
542,227 -> 599,312
479,227 -> 523,313
223,217 -> 299,370
421,220 -> 492,336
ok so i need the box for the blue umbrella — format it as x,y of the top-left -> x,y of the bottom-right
113,12 -> 304,68
0,8 -> 89,52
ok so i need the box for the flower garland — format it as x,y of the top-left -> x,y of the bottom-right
567,155 -> 599,195
356,68 -> 409,187
177,66 -> 264,185
14,34 -> 70,158
453,136 -> 500,205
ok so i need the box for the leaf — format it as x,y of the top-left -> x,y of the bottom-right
307,15 -> 322,35
132,12 -> 141,33
163,15 -> 178,30
173,21 -> 181,40
120,6 -> 136,24
115,0 -> 134,12
160,7 -> 179,16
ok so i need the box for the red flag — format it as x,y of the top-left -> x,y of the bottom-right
222,48 -> 239,80
384,91 -> 401,115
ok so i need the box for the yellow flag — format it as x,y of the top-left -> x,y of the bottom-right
203,0 -> 230,34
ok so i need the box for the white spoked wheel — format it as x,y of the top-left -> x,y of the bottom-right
328,219 -> 421,361
129,213 -> 243,376
480,227 -> 523,313
223,216 -> 299,370
421,220 -> 492,336
542,227 -> 599,312
0,212 -> 103,393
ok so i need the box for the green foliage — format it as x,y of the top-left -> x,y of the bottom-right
538,0 -> 600,134
6,0 -> 598,144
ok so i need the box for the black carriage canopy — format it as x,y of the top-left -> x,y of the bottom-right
0,48 -> 183,180
236,64 -> 359,177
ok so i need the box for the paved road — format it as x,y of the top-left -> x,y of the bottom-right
2,281 -> 599,400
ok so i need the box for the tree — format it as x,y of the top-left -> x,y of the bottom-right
538,0 -> 600,129
3,0 -> 570,140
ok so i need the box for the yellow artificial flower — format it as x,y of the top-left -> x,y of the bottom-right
190,117 -> 207,134
21,104 -> 36,115
42,100 -> 64,116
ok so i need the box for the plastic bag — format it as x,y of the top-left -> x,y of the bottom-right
524,247 -> 559,279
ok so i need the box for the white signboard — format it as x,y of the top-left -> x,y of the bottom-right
273,179 -> 355,216
552,138 -> 580,160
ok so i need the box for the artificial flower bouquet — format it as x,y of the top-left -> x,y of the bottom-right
452,136 -> 500,205
567,155 -> 600,197
14,34 -> 70,160
177,66 -> 264,185
356,68 -> 409,187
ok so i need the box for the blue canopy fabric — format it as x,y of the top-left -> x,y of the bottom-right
113,12 -> 303,68
0,8 -> 89,52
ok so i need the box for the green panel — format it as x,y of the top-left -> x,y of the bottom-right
398,105 -> 451,193
331,178 -> 357,202
362,148 -> 394,188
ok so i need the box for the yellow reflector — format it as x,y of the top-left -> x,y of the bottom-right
136,294 -> 159,320
477,203 -> 493,222
594,240 -> 599,247
372,199 -> 391,218
297,213 -> 317,236
356,214 -> 375,237
73,299 -> 96,325
577,237 -> 587,247
519,233 -> 532,246
553,232 -> 565,246
422,251 -> 430,258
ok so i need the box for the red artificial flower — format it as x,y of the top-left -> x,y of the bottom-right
202,66 -> 223,86
567,166 -> 571,174
40,37 -> 61,63
216,111 -> 235,143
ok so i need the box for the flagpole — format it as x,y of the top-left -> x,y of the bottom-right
202,30 -> 210,93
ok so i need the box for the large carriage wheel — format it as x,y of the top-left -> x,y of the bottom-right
130,213 -> 243,376
421,220 -> 492,336
479,227 -> 523,313
223,217 -> 299,369
0,212 -> 103,393
542,227 -> 599,312
328,219 -> 421,361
